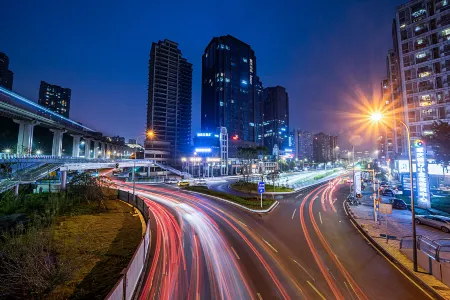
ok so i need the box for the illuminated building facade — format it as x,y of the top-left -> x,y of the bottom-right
395,0 -> 450,142
38,81 -> 71,118
201,35 -> 258,143
262,86 -> 289,151
147,39 -> 193,162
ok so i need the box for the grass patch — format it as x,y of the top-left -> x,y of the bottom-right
313,169 -> 338,180
185,186 -> 275,209
48,199 -> 143,299
231,182 -> 293,193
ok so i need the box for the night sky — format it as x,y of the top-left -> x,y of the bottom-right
1,0 -> 406,149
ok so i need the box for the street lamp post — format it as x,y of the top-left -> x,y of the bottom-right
132,130 -> 154,201
370,112 -> 417,272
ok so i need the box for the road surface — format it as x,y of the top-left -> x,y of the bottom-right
119,178 -> 433,299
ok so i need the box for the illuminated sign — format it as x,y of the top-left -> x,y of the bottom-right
232,135 -> 239,140
415,141 -> 430,209
284,149 -> 293,152
206,157 -> 221,162
250,59 -> 253,84
195,148 -> 212,153
197,133 -> 211,137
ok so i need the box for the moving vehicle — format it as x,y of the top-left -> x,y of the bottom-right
382,189 -> 396,197
193,179 -> 207,186
415,215 -> 450,233
177,180 -> 190,187
164,178 -> 178,184
389,198 -> 407,210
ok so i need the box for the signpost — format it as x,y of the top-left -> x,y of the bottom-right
379,203 -> 393,243
258,181 -> 265,208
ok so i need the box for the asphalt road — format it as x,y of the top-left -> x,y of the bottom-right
123,177 -> 433,299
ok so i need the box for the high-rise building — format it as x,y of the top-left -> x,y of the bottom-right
0,52 -> 13,90
394,1 -> 450,144
146,39 -> 193,162
38,81 -> 71,117
201,35 -> 258,143
313,132 -> 336,163
295,130 -> 313,161
262,86 -> 289,151
254,76 -> 264,145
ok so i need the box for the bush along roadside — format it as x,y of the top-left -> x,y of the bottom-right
185,186 -> 275,210
313,169 -> 338,180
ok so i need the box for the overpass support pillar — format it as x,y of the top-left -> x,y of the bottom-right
101,143 -> 106,159
60,171 -> 67,191
105,143 -> 110,158
14,119 -> 38,155
84,138 -> 92,158
71,135 -> 82,157
50,129 -> 65,157
93,140 -> 100,158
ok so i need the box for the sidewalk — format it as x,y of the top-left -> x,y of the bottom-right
347,203 -> 450,299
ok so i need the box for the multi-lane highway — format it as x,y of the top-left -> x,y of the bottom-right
120,177 -> 433,299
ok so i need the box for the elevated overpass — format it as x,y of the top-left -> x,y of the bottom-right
0,156 -> 190,194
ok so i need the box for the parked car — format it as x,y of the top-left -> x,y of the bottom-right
389,198 -> 407,210
415,215 -> 450,233
164,178 -> 178,184
382,189 -> 396,197
177,180 -> 190,187
193,179 -> 207,186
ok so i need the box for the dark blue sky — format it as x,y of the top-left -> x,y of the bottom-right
2,0 -> 405,149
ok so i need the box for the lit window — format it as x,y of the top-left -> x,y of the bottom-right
220,101 -> 224,106
415,25 -> 422,32
220,77 -> 224,82
242,57 -> 248,63
444,1 -> 448,6
400,24 -> 406,28
220,44 -> 225,49
412,9 -> 426,18
417,39 -> 423,45
225,45 -> 230,50
418,71 -> 431,77
416,52 -> 426,59
442,28 -> 450,36
225,78 -> 230,83
241,80 -> 248,85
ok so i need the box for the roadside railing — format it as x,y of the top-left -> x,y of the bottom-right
105,190 -> 151,300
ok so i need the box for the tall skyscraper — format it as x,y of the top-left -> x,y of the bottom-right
201,35 -> 258,143
254,76 -> 264,145
295,130 -> 314,161
394,1 -> 450,144
147,39 -> 192,162
313,132 -> 337,163
262,86 -> 289,151
0,52 -> 13,90
38,81 -> 71,117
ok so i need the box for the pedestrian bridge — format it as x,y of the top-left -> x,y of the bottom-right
0,156 -> 190,194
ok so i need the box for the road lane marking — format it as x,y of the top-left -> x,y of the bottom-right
344,281 -> 355,300
293,259 -> 315,281
257,293 -> 263,300
238,220 -> 247,227
307,281 -> 326,300
263,239 -> 278,253
319,211 -> 323,224
292,208 -> 297,219
343,200 -> 348,215
295,193 -> 303,198
231,246 -> 240,260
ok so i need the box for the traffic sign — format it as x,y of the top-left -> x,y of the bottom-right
258,181 -> 265,194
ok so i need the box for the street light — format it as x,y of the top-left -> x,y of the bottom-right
132,130 -> 155,201
370,112 -> 417,272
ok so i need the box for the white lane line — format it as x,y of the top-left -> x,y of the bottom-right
319,211 -> 323,224
238,220 -> 247,227
292,208 -> 297,219
231,246 -> 240,260
263,239 -> 278,253
257,293 -> 263,300
295,193 -> 303,198
293,259 -> 315,281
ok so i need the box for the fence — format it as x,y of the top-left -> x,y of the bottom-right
400,235 -> 450,286
105,190 -> 151,300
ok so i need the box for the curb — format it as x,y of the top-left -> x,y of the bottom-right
186,190 -> 279,214
345,201 -> 445,300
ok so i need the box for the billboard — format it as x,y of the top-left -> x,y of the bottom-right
354,171 -> 361,195
415,142 -> 430,209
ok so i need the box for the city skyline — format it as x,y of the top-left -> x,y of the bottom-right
1,0 -> 406,150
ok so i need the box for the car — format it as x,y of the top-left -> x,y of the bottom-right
415,215 -> 450,233
164,178 -> 178,184
382,189 -> 395,197
193,179 -> 207,186
389,198 -> 407,210
177,180 -> 190,187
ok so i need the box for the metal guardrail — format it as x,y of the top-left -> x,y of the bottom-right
400,235 -> 450,262
105,190 -> 151,300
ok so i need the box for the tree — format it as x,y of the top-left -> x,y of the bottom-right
67,173 -> 109,210
424,121 -> 450,183
237,147 -> 258,182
